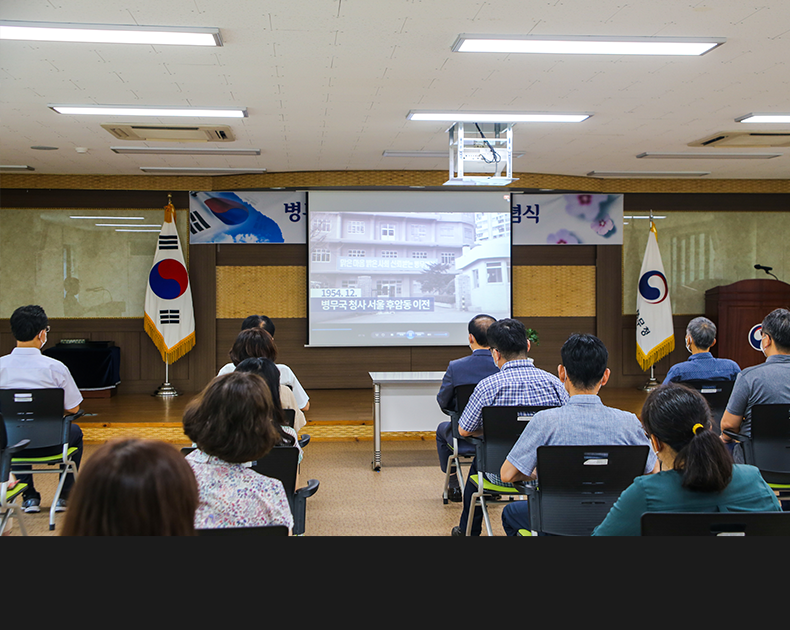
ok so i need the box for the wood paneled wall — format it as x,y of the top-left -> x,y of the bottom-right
3,182 -> 788,393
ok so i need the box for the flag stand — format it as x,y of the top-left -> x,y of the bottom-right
154,359 -> 180,397
641,364 -> 659,392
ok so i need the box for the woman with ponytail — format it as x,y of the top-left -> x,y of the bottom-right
592,383 -> 780,536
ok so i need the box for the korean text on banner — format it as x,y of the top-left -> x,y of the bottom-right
144,201 -> 196,364
636,221 -> 674,371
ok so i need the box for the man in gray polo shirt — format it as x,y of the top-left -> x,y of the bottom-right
721,308 -> 790,462
499,333 -> 658,536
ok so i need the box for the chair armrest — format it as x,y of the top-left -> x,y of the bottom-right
295,479 -> 320,500
66,409 -> 85,422
723,430 -> 750,442
513,480 -> 536,496
7,439 -> 30,456
298,434 -> 311,449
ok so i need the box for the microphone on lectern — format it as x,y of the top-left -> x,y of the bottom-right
755,264 -> 780,281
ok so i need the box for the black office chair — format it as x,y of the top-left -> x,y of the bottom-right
0,414 -> 30,536
182,445 -> 320,536
680,379 -> 735,433
197,525 -> 289,536
723,404 -> 790,508
251,446 -> 319,536
516,445 -> 650,536
281,408 -> 311,449
464,405 -> 555,536
641,511 -> 790,536
0,388 -> 83,530
442,383 -> 476,503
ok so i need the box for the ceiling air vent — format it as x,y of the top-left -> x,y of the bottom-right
689,132 -> 790,148
101,123 -> 235,142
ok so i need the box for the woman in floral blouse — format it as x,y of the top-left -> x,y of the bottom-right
182,372 -> 293,532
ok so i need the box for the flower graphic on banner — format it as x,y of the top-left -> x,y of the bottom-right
591,215 -> 615,237
547,229 -> 580,244
565,194 -> 609,221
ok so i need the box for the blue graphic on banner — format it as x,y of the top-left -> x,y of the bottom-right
189,191 -> 307,244
511,193 -> 623,245
311,297 -> 435,313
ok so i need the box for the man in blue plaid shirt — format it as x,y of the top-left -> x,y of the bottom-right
453,318 -> 569,536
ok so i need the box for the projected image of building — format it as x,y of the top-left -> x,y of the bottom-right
308,209 -> 511,329
310,212 -> 476,300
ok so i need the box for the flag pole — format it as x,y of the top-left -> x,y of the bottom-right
641,209 -> 660,392
148,192 -> 190,398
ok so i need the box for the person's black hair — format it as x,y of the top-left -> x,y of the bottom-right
235,357 -> 296,447
560,333 -> 608,390
641,384 -> 733,492
686,317 -> 717,350
762,308 -> 790,351
9,305 -> 48,342
468,314 -> 496,347
240,314 -> 275,338
486,318 -> 529,361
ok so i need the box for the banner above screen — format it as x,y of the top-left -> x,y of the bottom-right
511,193 -> 623,245
189,191 -> 307,243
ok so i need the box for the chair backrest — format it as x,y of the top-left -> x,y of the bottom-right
450,384 -> 478,440
0,389 -> 67,449
641,511 -> 790,536
679,379 -> 735,433
534,445 -> 650,536
749,404 -> 790,484
282,408 -> 296,428
477,406 -> 556,475
250,446 -> 299,513
197,525 -> 289,536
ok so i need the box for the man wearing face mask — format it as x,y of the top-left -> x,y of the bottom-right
662,317 -> 741,384
0,305 -> 84,513
721,308 -> 790,462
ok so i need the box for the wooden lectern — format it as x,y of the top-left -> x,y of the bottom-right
705,279 -> 790,370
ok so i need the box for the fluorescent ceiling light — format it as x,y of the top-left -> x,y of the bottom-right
637,152 -> 781,159
71,216 -> 145,219
139,167 -> 266,174
111,146 -> 260,156
443,176 -> 518,186
587,171 -> 710,177
736,113 -> 790,124
51,104 -> 246,118
408,111 -> 590,123
0,164 -> 34,170
95,224 -> 162,227
0,20 -> 221,46
453,34 -> 724,56
383,150 -> 525,158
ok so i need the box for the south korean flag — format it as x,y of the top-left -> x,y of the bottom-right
144,201 -> 195,364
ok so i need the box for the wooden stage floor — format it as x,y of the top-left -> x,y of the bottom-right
75,387 -> 651,444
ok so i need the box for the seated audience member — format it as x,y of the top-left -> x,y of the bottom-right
499,333 -> 658,536
435,314 -> 500,502
663,316 -> 740,384
61,439 -> 198,536
453,318 -> 569,536
593,383 -> 781,536
235,357 -> 304,463
721,308 -> 790,462
182,372 -> 294,532
0,305 -> 84,514
218,325 -> 310,412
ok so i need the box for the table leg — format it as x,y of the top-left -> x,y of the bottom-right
372,382 -> 381,471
